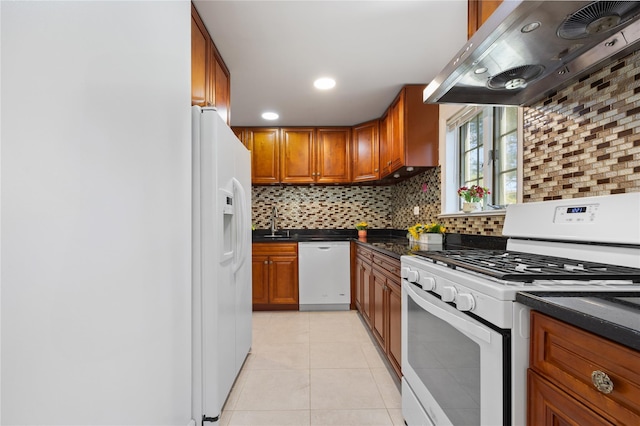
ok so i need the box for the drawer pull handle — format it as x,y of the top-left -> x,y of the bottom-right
591,370 -> 614,394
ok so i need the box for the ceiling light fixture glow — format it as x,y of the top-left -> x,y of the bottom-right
313,77 -> 336,90
261,112 -> 279,120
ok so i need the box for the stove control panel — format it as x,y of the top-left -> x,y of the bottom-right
553,203 -> 598,223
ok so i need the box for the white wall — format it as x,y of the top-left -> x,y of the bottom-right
1,1 -> 192,424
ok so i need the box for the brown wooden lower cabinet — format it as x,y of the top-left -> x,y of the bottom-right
528,369 -> 614,426
252,242 -> 298,311
353,243 -> 401,379
528,311 -> 640,425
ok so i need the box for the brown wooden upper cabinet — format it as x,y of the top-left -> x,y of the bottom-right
235,86 -> 437,185
280,128 -> 351,184
316,128 -> 351,184
245,128 -> 280,185
467,0 -> 503,39
352,120 -> 380,183
379,85 -> 439,178
191,4 -> 231,125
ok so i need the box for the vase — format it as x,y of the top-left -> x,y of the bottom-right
419,233 -> 443,245
358,229 -> 367,238
462,202 -> 481,213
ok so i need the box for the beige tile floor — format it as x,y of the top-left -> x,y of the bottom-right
219,310 -> 404,426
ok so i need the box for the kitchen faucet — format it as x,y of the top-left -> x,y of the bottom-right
270,206 -> 278,236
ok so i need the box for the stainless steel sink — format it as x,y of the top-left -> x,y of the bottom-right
262,230 -> 291,239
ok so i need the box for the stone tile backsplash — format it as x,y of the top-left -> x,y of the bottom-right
523,50 -> 640,201
252,185 -> 394,229
251,50 -> 639,235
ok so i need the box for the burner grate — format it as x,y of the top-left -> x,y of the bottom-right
413,250 -> 640,283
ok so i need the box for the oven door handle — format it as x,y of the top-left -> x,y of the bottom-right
404,281 -> 492,343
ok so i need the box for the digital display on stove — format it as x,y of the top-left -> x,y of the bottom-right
567,207 -> 587,213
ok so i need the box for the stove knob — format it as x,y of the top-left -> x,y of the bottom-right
441,286 -> 457,302
400,267 -> 410,279
456,293 -> 475,311
420,276 -> 436,291
407,270 -> 419,283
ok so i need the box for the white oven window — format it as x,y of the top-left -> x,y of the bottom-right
407,296 -> 481,425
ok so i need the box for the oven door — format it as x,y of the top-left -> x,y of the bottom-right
402,279 -> 508,426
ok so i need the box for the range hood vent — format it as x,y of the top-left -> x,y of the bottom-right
424,1 -> 640,106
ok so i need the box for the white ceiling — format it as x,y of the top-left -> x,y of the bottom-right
193,0 -> 468,127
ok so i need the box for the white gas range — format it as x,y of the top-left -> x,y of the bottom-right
400,193 -> 640,426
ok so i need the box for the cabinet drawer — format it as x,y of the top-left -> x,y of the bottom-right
530,311 -> 640,424
252,242 -> 298,256
356,246 -> 374,263
372,253 -> 400,277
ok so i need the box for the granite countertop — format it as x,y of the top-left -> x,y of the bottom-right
252,229 -> 508,259
516,292 -> 640,351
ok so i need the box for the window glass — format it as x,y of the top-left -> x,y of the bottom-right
445,106 -> 520,213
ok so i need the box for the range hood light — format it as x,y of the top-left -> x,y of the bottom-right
474,67 -> 488,74
393,173 -> 400,178
406,166 -> 414,172
521,21 -> 541,33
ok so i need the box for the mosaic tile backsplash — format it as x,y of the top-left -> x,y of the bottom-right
252,185 -> 394,230
252,50 -> 639,235
523,50 -> 640,201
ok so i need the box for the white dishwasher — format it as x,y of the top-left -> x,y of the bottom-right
298,241 -> 351,311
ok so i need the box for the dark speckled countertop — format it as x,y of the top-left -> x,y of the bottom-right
252,229 -> 508,259
517,292 -> 640,351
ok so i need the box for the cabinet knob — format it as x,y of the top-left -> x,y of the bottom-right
591,370 -> 614,394
264,260 -> 268,264
374,168 -> 379,172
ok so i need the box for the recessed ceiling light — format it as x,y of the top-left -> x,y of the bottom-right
313,77 -> 336,90
261,112 -> 279,120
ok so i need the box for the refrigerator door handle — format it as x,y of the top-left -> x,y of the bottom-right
232,177 -> 247,274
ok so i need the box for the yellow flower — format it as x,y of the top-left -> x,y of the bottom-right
355,221 -> 369,230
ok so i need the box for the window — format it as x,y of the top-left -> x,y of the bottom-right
442,105 -> 522,215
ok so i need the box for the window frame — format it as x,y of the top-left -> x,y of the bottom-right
440,105 -> 523,217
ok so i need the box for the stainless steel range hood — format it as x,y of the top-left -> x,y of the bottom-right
424,1 -> 640,106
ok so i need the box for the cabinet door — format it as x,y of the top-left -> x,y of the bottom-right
379,113 -> 391,176
528,370 -> 614,426
213,55 -> 230,125
269,255 -> 299,304
280,128 -> 315,184
355,257 -> 364,312
252,254 -> 270,305
316,128 -> 351,183
352,120 -> 379,182
389,93 -> 404,173
387,279 -> 402,378
371,269 -> 386,349
248,128 -> 280,184
362,260 -> 372,326
191,5 -> 208,106
468,0 -> 503,39
232,127 -> 247,148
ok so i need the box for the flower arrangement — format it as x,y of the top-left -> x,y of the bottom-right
407,223 -> 446,240
457,185 -> 490,202
355,221 -> 369,230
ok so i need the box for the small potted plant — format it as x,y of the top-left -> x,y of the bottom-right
457,185 -> 490,213
408,223 -> 446,246
355,221 -> 369,239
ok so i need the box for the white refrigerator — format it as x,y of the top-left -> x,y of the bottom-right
191,106 -> 253,424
